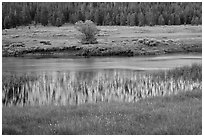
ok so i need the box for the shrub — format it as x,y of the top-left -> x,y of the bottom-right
75,20 -> 99,44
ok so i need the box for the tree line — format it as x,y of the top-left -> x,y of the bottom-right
2,2 -> 202,29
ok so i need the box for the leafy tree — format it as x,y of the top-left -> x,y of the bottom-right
75,20 -> 99,44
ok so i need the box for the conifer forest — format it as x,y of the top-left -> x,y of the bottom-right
2,2 -> 202,29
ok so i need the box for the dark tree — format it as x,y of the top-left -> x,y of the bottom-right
138,12 -> 145,26
3,16 -> 10,29
2,2 -> 202,28
40,6 -> 48,26
158,14 -> 165,25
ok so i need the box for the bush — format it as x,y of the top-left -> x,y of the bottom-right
75,20 -> 99,44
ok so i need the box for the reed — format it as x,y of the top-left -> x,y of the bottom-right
2,64 -> 202,106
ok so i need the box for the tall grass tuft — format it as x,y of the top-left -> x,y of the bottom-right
2,64 -> 202,106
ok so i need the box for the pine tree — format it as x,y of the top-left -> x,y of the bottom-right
169,14 -> 175,25
191,16 -> 200,25
22,5 -> 31,25
138,12 -> 145,26
174,14 -> 181,25
120,12 -> 126,26
126,13 -> 131,25
158,14 -> 165,25
115,14 -> 120,25
129,13 -> 136,26
40,6 -> 48,26
56,17 -> 62,27
3,16 -> 10,29
34,7 -> 41,25
2,2 -> 202,28
7,11 -> 16,28
104,12 -> 111,25
146,11 -> 154,26
94,9 -> 103,25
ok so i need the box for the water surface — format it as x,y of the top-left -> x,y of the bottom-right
2,54 -> 202,73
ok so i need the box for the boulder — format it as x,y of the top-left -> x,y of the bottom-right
9,42 -> 25,48
40,40 -> 51,45
11,35 -> 19,38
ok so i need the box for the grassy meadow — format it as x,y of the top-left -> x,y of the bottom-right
3,24 -> 202,48
2,25 -> 202,57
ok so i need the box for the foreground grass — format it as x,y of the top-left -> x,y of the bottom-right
2,89 -> 202,135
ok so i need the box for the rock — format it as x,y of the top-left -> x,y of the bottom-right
11,35 -> 19,38
132,39 -> 138,41
53,34 -> 66,37
166,39 -> 174,43
132,41 -> 138,45
122,41 -> 127,45
9,42 -> 25,48
141,48 -> 146,51
149,42 -> 157,47
144,40 -> 150,45
138,39 -> 144,43
40,40 -> 51,45
97,32 -> 109,36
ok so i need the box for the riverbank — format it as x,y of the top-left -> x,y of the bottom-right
2,89 -> 202,135
2,25 -> 202,57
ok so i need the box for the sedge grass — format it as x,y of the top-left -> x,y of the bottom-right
2,64 -> 202,106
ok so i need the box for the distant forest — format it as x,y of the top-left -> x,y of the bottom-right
2,2 -> 202,29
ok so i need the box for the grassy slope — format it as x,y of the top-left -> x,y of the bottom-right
2,89 -> 202,135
